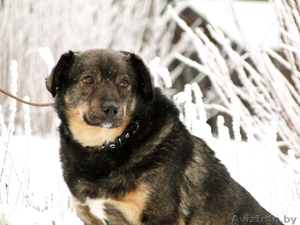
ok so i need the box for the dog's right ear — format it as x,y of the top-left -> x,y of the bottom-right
46,51 -> 74,97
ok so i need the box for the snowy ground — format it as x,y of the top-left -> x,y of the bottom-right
0,135 -> 299,225
0,136 -> 82,225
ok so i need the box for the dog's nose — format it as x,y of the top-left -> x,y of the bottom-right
101,101 -> 119,117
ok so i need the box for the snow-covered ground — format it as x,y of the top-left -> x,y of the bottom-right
0,136 -> 82,225
0,135 -> 299,225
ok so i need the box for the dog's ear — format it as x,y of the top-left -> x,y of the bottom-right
124,52 -> 154,102
46,51 -> 74,97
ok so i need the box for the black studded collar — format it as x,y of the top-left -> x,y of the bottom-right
101,122 -> 140,150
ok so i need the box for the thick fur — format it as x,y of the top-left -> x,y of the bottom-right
47,49 -> 283,225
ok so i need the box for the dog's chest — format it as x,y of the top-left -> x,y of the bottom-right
85,185 -> 149,225
85,198 -> 108,224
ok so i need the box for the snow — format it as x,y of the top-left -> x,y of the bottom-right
0,136 -> 83,225
1,135 -> 299,224
0,204 -> 81,225
209,139 -> 296,216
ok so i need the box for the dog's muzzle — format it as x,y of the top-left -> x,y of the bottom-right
83,101 -> 124,128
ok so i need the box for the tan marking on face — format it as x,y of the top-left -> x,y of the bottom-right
130,98 -> 136,113
65,90 -> 71,104
67,104 -> 131,147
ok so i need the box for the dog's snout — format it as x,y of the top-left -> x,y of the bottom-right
101,101 -> 119,117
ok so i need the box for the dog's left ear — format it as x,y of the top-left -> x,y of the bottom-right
46,51 -> 74,97
125,52 -> 154,102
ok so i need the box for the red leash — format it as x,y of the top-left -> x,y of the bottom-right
0,87 -> 54,107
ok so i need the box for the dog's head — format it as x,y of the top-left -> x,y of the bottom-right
46,49 -> 154,147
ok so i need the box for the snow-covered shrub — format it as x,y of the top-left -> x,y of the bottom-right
169,1 -> 300,158
168,0 -> 300,220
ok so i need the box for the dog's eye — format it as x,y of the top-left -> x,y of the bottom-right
83,76 -> 94,85
120,80 -> 130,88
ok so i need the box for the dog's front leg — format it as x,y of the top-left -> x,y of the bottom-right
72,195 -> 106,225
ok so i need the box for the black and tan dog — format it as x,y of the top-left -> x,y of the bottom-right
46,49 -> 283,225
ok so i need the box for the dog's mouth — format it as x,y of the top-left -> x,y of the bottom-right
83,114 -> 123,129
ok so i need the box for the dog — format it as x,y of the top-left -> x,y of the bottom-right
46,49 -> 283,225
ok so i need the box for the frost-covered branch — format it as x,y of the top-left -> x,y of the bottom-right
169,1 -> 300,156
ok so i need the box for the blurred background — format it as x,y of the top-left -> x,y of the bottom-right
0,0 -> 279,136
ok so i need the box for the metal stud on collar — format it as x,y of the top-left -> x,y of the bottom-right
101,122 -> 140,150
118,138 -> 123,147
